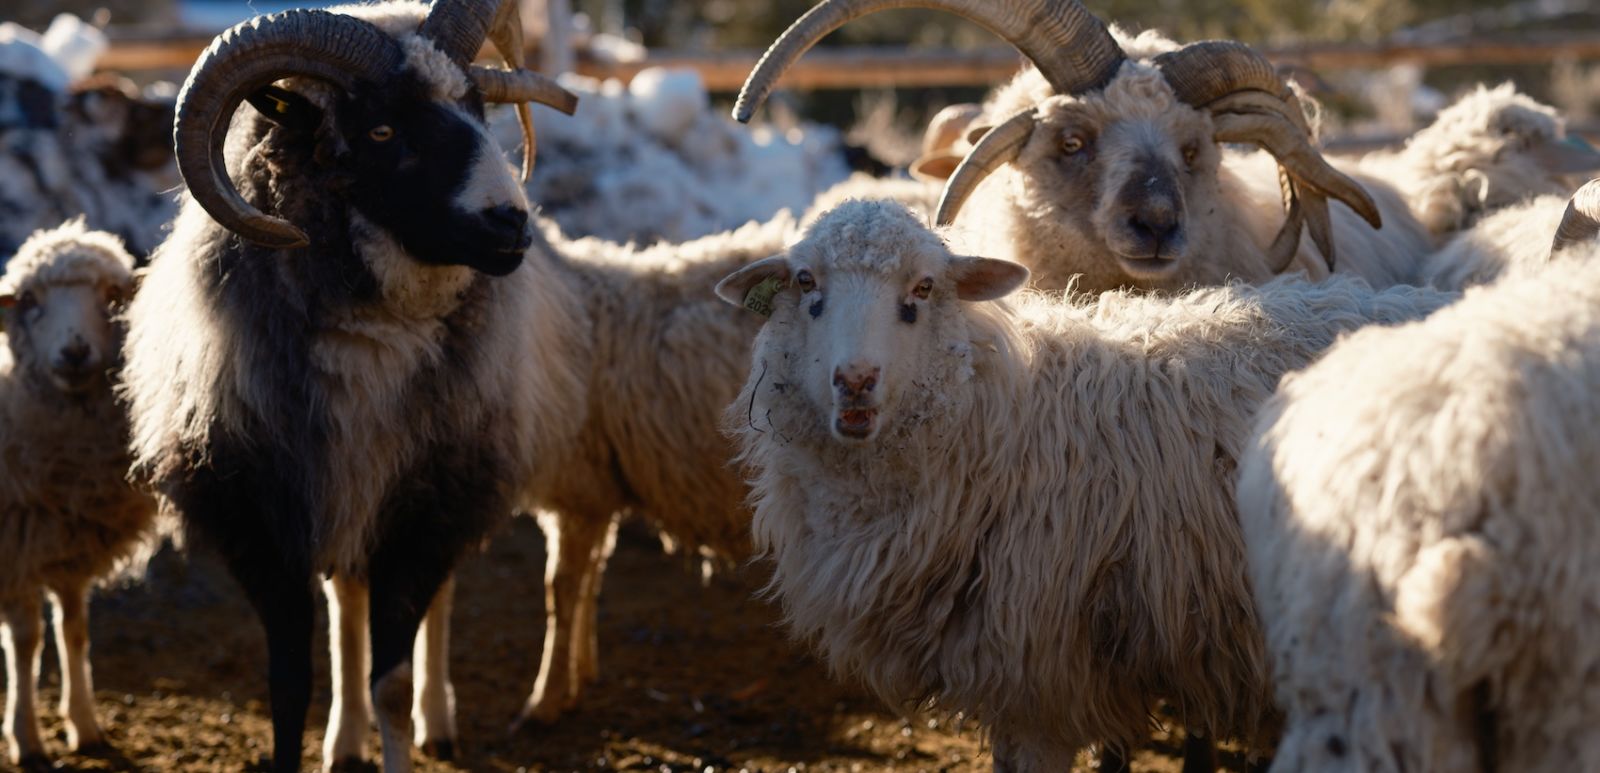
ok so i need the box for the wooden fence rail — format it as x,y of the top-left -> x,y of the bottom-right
100,30 -> 1600,90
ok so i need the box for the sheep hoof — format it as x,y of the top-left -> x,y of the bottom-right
16,753 -> 53,772
510,699 -> 566,733
75,739 -> 115,756
418,738 -> 455,761
327,756 -> 379,773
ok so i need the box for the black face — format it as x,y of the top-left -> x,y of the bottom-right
255,72 -> 532,276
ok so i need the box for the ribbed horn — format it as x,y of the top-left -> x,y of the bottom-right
419,0 -> 499,66
1552,179 -> 1600,254
935,108 -> 1036,225
174,9 -> 403,248
471,67 -> 578,114
1154,41 -> 1295,121
733,0 -> 1124,123
485,0 -> 535,179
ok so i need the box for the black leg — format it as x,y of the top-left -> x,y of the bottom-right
1182,732 -> 1216,773
1100,745 -> 1130,773
222,549 -> 315,773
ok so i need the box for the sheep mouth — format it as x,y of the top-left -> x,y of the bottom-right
50,368 -> 101,393
833,408 -> 878,441
1115,254 -> 1180,279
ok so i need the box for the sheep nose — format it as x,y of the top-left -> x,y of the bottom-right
483,204 -> 532,247
59,338 -> 91,367
833,365 -> 879,396
1127,206 -> 1180,246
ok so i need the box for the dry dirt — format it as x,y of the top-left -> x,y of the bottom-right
0,516 -> 1253,772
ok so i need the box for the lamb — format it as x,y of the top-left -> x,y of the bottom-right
1235,186 -> 1600,772
117,1 -> 584,770
0,220 -> 155,766
323,207 -> 808,765
714,199 -> 1455,771
734,0 -> 1432,294
1352,83 -> 1600,242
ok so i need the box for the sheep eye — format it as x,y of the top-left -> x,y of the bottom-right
1061,135 -> 1085,155
103,286 -> 124,305
795,269 -> 816,292
368,125 -> 396,142
1182,144 -> 1198,167
911,277 -> 933,300
17,291 -> 36,312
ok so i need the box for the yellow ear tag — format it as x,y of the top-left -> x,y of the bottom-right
743,276 -> 785,317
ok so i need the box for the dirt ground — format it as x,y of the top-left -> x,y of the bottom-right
0,516 -> 1244,773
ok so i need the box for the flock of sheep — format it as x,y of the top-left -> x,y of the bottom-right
2,0 -> 1599,771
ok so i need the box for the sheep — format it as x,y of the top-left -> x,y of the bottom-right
116,1 -> 586,770
1235,184 -> 1600,772
0,17 -> 178,262
494,67 -> 858,244
713,198 -> 1455,771
0,219 -> 155,766
1416,192 -> 1571,290
323,209 -> 806,764
1352,83 -> 1600,242
734,0 -> 1432,295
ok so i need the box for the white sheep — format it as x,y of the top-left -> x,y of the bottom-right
1236,189 -> 1600,772
714,199 -> 1454,771
323,210 -> 807,756
736,1 -> 1432,294
1353,83 -> 1600,241
0,220 -> 155,766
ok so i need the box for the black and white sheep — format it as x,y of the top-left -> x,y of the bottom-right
322,208 -> 808,764
714,199 -> 1454,771
118,1 -> 582,770
1236,187 -> 1600,772
0,220 -> 154,766
735,0 -> 1431,294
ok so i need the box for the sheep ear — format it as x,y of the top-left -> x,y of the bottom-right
1532,136 -> 1600,175
715,256 -> 792,316
246,86 -> 321,134
910,151 -> 962,182
949,256 -> 1028,301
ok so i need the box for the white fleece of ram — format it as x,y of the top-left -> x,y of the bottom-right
1238,249 -> 1600,773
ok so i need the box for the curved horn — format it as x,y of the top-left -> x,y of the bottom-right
419,0 -> 499,66
471,67 -> 578,114
935,108 -> 1036,225
733,0 -> 1124,123
485,0 -> 536,179
1552,179 -> 1600,254
1153,41 -> 1296,121
174,9 -> 403,248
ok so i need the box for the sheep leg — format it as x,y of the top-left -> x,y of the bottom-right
2,595 -> 46,766
367,531 -> 464,772
1180,732 -> 1216,773
212,537 -> 317,773
47,579 -> 104,750
514,511 -> 613,729
321,575 -> 373,772
573,517 -> 617,687
410,575 -> 457,760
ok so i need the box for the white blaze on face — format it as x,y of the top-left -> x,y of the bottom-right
452,112 -> 529,215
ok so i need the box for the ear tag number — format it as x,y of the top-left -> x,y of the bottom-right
743,276 -> 785,317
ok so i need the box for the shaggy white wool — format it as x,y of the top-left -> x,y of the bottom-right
726,200 -> 1454,769
0,217 -> 133,293
1354,83 -> 1597,240
1238,247 -> 1600,773
1417,193 -> 1573,290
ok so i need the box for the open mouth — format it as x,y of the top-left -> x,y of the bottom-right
834,408 -> 877,440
